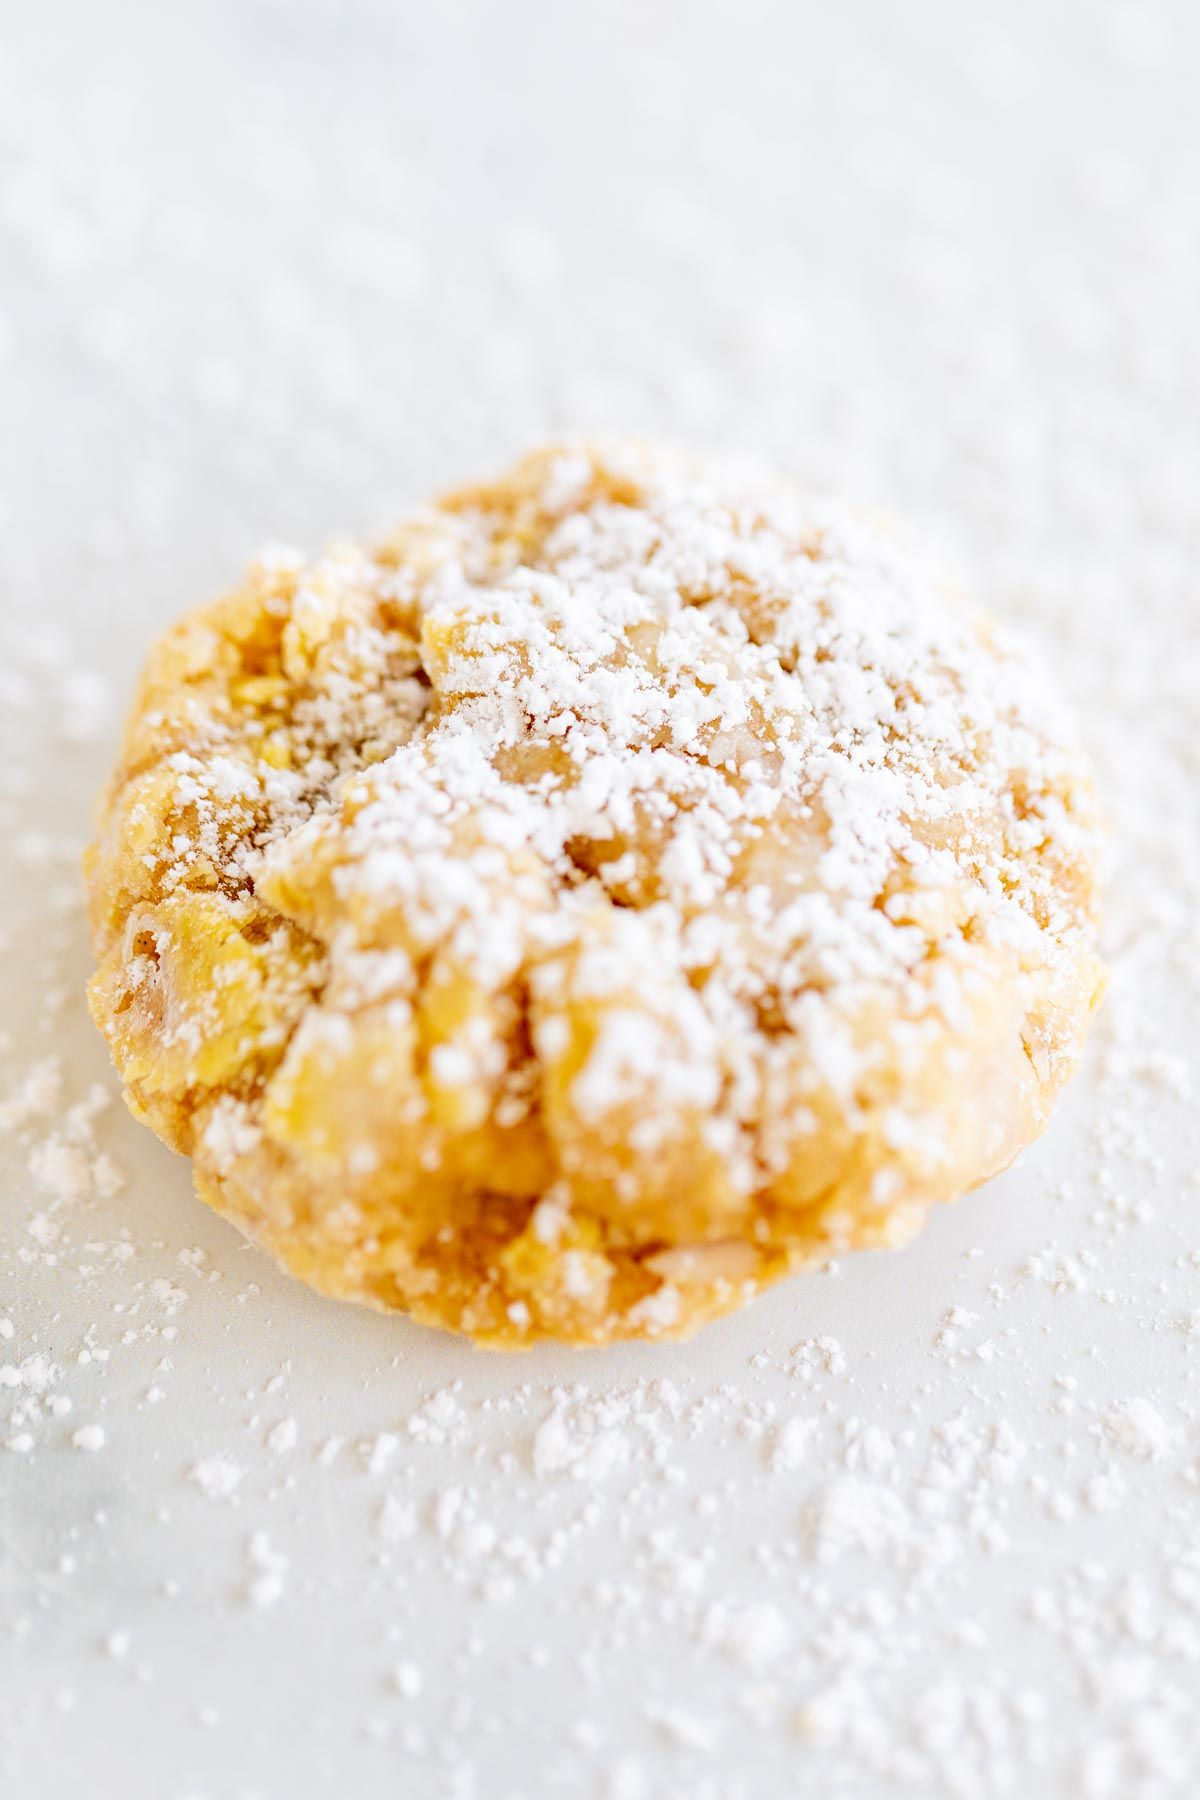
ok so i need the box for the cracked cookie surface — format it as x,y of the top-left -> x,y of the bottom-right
85,441 -> 1103,1344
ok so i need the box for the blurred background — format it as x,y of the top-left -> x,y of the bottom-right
3,0 -> 1196,647
4,4 -> 1200,1797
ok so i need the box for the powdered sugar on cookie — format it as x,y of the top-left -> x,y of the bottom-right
83,442 -> 1103,1343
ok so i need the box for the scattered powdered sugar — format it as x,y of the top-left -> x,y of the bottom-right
4,4 -> 1200,1797
190,1454 -> 246,1501
1101,1398 -> 1182,1463
265,1415 -> 299,1456
532,1403 -> 634,1483
245,1531 -> 290,1610
393,1659 -> 423,1699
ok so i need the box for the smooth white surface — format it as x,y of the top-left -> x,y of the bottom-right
3,4 -> 1199,1797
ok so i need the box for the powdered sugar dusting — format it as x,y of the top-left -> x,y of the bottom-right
84,433 -> 1102,1344
4,1 -> 1200,1795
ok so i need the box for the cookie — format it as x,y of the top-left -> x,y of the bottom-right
85,442 -> 1103,1344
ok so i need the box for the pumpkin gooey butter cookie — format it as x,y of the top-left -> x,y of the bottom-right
85,441 -> 1103,1344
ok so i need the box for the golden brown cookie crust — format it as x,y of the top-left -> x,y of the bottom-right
85,442 -> 1103,1344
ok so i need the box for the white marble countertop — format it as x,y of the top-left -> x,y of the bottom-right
3,4 -> 1199,1796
